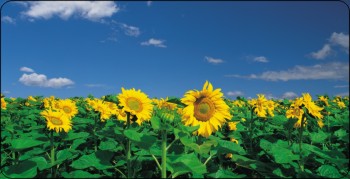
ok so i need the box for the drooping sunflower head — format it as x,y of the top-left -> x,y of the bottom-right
28,96 -> 37,102
41,110 -> 72,133
117,87 -> 153,124
181,81 -> 232,137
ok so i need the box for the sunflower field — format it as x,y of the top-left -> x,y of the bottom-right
1,81 -> 349,178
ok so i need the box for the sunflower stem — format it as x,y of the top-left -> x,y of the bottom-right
249,108 -> 254,155
161,128 -> 167,178
298,115 -> 305,172
94,115 -> 98,152
126,112 -> 132,178
50,130 -> 55,165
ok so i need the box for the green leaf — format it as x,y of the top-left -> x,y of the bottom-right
19,148 -> 46,161
310,129 -> 329,144
29,157 -> 48,171
208,169 -> 246,178
4,160 -> 37,178
99,139 -> 120,152
150,116 -> 161,130
71,138 -> 86,150
213,137 -> 246,155
70,150 -> 114,170
61,170 -> 102,178
168,153 -> 207,177
270,145 -> 299,164
11,138 -> 47,151
64,131 -> 90,141
334,129 -> 349,142
124,129 -> 157,150
317,165 -> 342,178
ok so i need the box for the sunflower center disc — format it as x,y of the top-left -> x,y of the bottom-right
63,106 -> 72,113
194,97 -> 215,122
50,117 -> 63,125
126,97 -> 143,112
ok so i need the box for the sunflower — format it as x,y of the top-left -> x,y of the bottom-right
28,96 -> 37,102
1,97 -> 6,110
228,121 -> 239,131
41,110 -> 72,133
117,87 -> 153,125
181,81 -> 232,138
57,99 -> 78,119
248,94 -> 268,118
286,97 -> 305,128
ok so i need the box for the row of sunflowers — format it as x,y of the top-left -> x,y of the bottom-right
1,81 -> 349,178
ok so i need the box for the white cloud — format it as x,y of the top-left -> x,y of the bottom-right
205,56 -> 224,64
329,32 -> 349,51
22,1 -> 119,21
1,16 -> 16,24
120,23 -> 140,37
334,85 -> 349,88
141,38 -> 166,48
310,44 -> 332,60
282,92 -> 298,99
147,1 -> 152,7
226,62 -> 349,81
336,92 -> 349,97
226,91 -> 244,97
85,84 -> 106,88
20,67 -> 35,73
253,56 -> 269,63
19,73 -> 74,88
2,90 -> 10,94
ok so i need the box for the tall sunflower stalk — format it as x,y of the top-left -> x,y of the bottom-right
117,87 -> 153,178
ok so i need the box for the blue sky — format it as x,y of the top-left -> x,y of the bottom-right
1,1 -> 349,99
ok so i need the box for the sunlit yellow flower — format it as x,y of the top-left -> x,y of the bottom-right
41,110 -> 72,133
1,98 -> 6,110
181,81 -> 232,138
228,121 -> 239,131
230,137 -> 239,144
117,88 -> 153,125
105,101 -> 119,116
294,117 -> 307,128
286,97 -> 304,127
25,102 -> 30,106
155,97 -> 177,111
232,100 -> 244,107
318,96 -> 329,106
57,99 -> 78,119
91,99 -> 112,121
266,100 -> 276,117
10,97 -> 16,101
249,94 -> 268,117
241,118 -> 246,122
225,153 -> 233,159
337,101 -> 346,108
302,93 -> 323,121
28,96 -> 37,102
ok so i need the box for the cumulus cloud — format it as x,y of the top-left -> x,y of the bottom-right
253,56 -> 269,63
334,85 -> 349,88
141,38 -> 166,48
22,1 -> 119,21
226,91 -> 244,97
20,67 -> 35,73
282,92 -> 298,99
226,62 -> 349,81
330,32 -> 349,51
85,84 -> 106,88
19,73 -> 74,88
205,56 -> 224,64
147,1 -> 152,7
310,44 -> 332,60
310,32 -> 349,59
120,23 -> 140,37
1,16 -> 16,24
